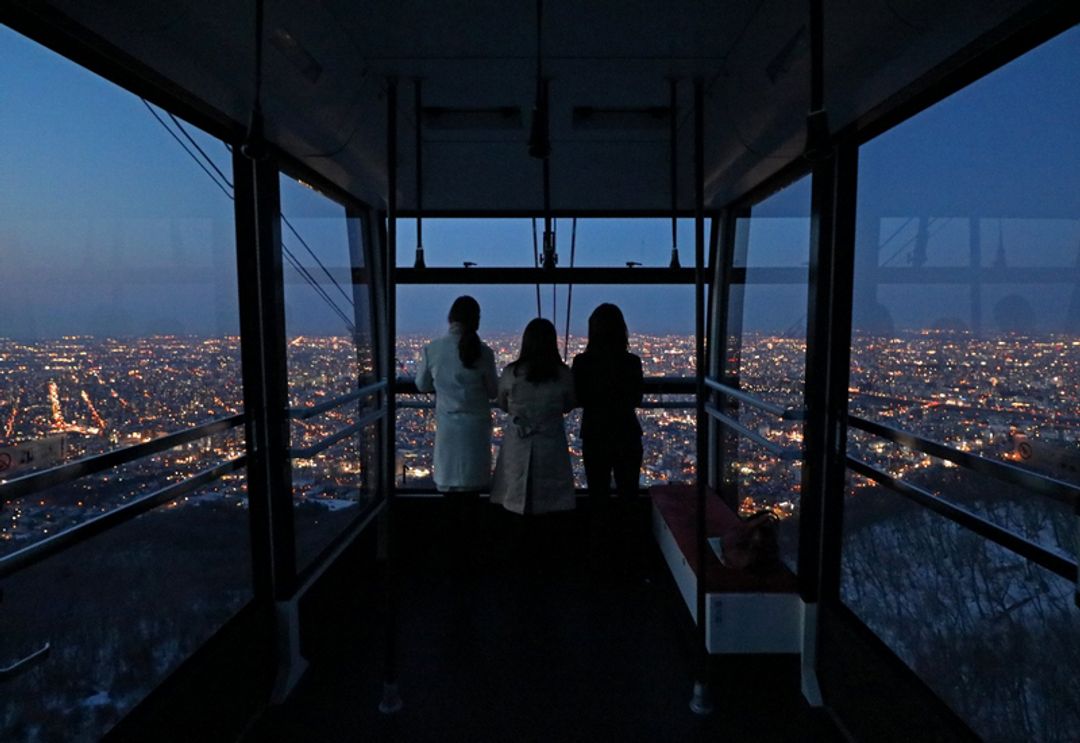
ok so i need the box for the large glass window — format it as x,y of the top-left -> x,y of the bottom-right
0,27 -> 249,740
843,24 -> 1080,742
279,176 -> 377,569
395,219 -> 697,489
396,217 -> 694,269
721,176 -> 811,570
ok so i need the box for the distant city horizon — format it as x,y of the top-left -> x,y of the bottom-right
5,326 -> 1080,343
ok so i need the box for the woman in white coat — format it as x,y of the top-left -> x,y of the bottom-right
415,296 -> 498,558
490,318 -> 576,515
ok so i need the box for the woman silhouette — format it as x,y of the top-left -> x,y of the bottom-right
490,318 -> 576,515
415,296 -> 498,554
571,303 -> 644,507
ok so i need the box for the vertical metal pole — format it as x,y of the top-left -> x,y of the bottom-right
799,142 -> 858,706
689,77 -> 713,716
719,209 -> 749,510
346,208 -> 373,496
801,157 -> 834,606
819,144 -> 858,603
705,215 -> 723,491
379,77 -> 404,715
233,148 -> 302,701
234,149 -> 297,600
668,78 -> 681,269
234,147 -> 273,606
414,79 -> 426,269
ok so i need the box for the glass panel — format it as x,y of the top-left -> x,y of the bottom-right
724,415 -> 803,571
279,176 -> 375,570
850,26 -> 1080,481
0,476 -> 251,740
397,278 -> 696,490
842,471 -> 1080,742
293,428 -> 377,569
0,28 -> 240,480
396,217 -> 696,269
639,395 -> 698,486
397,218 -> 536,268
847,428 -> 1074,562
846,25 -> 1080,739
569,218 -> 694,267
722,176 -> 811,570
0,28 -> 250,741
733,179 -> 812,269
1,426 -> 244,556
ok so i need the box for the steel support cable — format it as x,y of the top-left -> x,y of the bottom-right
141,100 -> 234,200
143,93 -> 357,333
281,245 -> 348,325
282,244 -> 356,332
669,78 -> 681,269
280,215 -> 356,308
414,79 -> 426,269
531,218 -> 542,316
563,218 -> 577,360
548,218 -> 557,319
156,98 -> 355,317
166,110 -> 233,188
282,245 -> 349,326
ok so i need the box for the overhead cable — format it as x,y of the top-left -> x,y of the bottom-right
142,98 -> 356,334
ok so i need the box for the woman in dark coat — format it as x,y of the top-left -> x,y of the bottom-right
571,303 -> 644,512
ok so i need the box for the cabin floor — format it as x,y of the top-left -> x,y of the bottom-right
243,498 -> 841,742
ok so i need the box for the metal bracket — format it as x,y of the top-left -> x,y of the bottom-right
270,599 -> 308,704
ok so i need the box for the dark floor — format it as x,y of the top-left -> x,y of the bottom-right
244,499 -> 840,742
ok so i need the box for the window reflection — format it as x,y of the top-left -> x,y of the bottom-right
845,23 -> 1080,741
721,175 -> 811,571
279,176 -> 377,569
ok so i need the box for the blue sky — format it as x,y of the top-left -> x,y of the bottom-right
1,23 -> 1078,340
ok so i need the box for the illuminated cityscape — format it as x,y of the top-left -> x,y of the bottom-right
5,330 -> 1077,560
394,332 -> 698,490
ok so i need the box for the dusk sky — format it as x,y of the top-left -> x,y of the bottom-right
1,23 -> 1077,341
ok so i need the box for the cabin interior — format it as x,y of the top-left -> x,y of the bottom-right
1,1 -> 1079,741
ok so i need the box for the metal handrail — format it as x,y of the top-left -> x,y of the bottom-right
847,455 -> 1077,582
0,455 -> 247,580
848,415 -> 1080,507
394,399 -> 693,410
289,409 -> 385,459
0,414 -> 245,501
394,375 -> 696,396
704,403 -> 801,460
288,379 -> 387,420
704,377 -> 805,420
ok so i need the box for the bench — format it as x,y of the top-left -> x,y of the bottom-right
651,483 -> 803,654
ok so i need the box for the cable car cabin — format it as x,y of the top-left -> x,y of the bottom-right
1,1 -> 1078,741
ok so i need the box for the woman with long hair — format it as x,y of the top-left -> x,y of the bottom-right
571,303 -> 644,511
415,296 -> 498,557
490,318 -> 576,516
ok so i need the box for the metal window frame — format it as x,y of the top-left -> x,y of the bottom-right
848,416 -> 1080,507
234,149 -> 297,602
0,456 -> 247,581
288,380 -> 388,420
0,414 -> 243,501
847,456 -> 1077,581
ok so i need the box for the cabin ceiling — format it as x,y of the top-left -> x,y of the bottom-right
9,0 -> 1052,212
